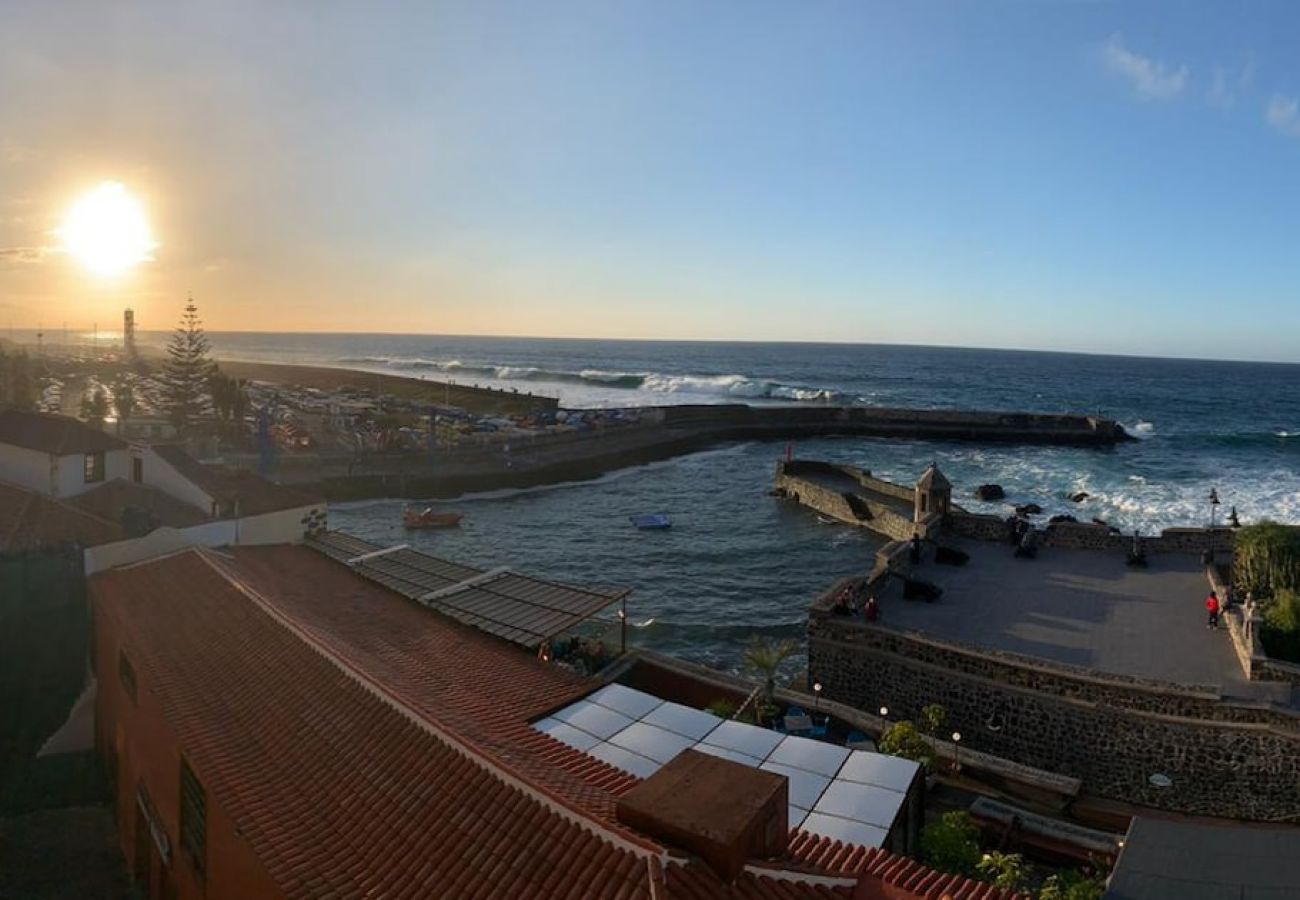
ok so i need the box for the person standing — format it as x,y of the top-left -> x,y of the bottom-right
864,596 -> 880,623
909,532 -> 923,565
1206,591 -> 1221,629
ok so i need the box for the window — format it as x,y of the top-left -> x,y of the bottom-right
179,758 -> 207,876
118,651 -> 137,703
84,451 -> 105,483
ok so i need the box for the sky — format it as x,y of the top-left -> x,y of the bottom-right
2,1 -> 1300,360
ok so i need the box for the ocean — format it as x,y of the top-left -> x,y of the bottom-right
147,331 -> 1300,669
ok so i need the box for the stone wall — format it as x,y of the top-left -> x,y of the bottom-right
782,459 -> 914,500
775,463 -> 918,543
944,511 -> 1236,556
809,618 -> 1300,818
947,511 -> 1011,542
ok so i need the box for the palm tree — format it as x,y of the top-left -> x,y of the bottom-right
743,636 -> 799,710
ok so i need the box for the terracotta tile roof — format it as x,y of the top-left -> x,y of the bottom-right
92,543 -> 1017,899
67,479 -> 211,529
663,862 -> 857,899
0,480 -> 122,552
784,835 -> 1024,899
94,547 -> 651,899
0,409 -> 126,455
152,444 -> 321,515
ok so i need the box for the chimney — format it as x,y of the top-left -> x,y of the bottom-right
615,749 -> 788,882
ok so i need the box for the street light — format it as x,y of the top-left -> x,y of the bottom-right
951,731 -> 962,773
1209,488 -> 1221,528
812,681 -> 823,719
878,705 -> 890,739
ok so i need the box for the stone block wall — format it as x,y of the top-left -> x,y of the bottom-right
855,472 -> 916,504
775,464 -> 918,543
809,619 -> 1300,818
947,511 -> 1012,542
944,513 -> 1236,557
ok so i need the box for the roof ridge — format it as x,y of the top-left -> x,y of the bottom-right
194,549 -> 668,863
0,477 -> 123,549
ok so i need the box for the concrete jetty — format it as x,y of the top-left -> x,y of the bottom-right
658,404 -> 1130,446
237,404 -> 1129,500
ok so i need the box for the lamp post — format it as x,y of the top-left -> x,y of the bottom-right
951,731 -> 962,773
879,705 -> 890,740
1209,488 -> 1221,528
812,681 -> 823,720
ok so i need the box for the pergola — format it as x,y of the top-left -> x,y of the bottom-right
308,531 -> 630,652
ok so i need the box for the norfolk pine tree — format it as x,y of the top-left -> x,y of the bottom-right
162,296 -> 215,431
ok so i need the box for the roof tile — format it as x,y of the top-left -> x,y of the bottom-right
93,543 -> 1024,900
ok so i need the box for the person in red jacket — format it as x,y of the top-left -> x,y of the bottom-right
1206,591 -> 1221,629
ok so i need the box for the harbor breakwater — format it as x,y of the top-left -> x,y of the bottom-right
244,405 -> 1130,500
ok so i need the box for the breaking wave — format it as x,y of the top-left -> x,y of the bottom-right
1124,420 -> 1156,439
335,356 -> 840,402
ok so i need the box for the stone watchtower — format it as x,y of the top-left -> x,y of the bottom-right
914,463 -> 952,524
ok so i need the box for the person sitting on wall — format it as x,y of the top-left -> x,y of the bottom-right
1206,591 -> 1221,629
1014,526 -> 1039,559
831,586 -> 854,616
909,532 -> 923,565
1126,531 -> 1148,567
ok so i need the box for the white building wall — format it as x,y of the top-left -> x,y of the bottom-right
49,448 -> 132,498
233,503 -> 324,545
83,503 -> 326,575
0,443 -> 57,495
137,446 -> 214,512
85,522 -> 238,574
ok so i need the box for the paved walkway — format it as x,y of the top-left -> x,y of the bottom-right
879,538 -> 1257,694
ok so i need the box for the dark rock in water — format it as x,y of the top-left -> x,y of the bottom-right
974,484 -> 1005,501
1049,514 -> 1077,524
1091,517 -> 1109,527
1015,503 -> 1043,516
1068,491 -> 1090,503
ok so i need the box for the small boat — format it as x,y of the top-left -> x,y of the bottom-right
630,514 -> 672,530
403,506 -> 464,529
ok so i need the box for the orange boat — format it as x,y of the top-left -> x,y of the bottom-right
403,506 -> 464,529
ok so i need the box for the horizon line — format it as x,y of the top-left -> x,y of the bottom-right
4,327 -> 1299,368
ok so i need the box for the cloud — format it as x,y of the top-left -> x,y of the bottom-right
1208,68 -> 1233,108
1101,34 -> 1188,101
0,138 -> 34,164
1266,94 -> 1300,138
1207,56 -> 1255,109
0,246 -> 49,266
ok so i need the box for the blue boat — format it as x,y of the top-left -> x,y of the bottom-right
630,514 -> 672,530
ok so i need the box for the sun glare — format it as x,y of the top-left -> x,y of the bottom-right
59,181 -> 159,276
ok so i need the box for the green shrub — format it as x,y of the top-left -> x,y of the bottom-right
1234,522 -> 1300,597
1039,868 -> 1106,900
879,720 -> 934,770
705,699 -> 737,719
918,811 -> 981,877
919,703 -> 947,736
1261,589 -> 1300,662
976,851 -> 1029,891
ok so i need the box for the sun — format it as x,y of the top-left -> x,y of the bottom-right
58,181 -> 159,276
